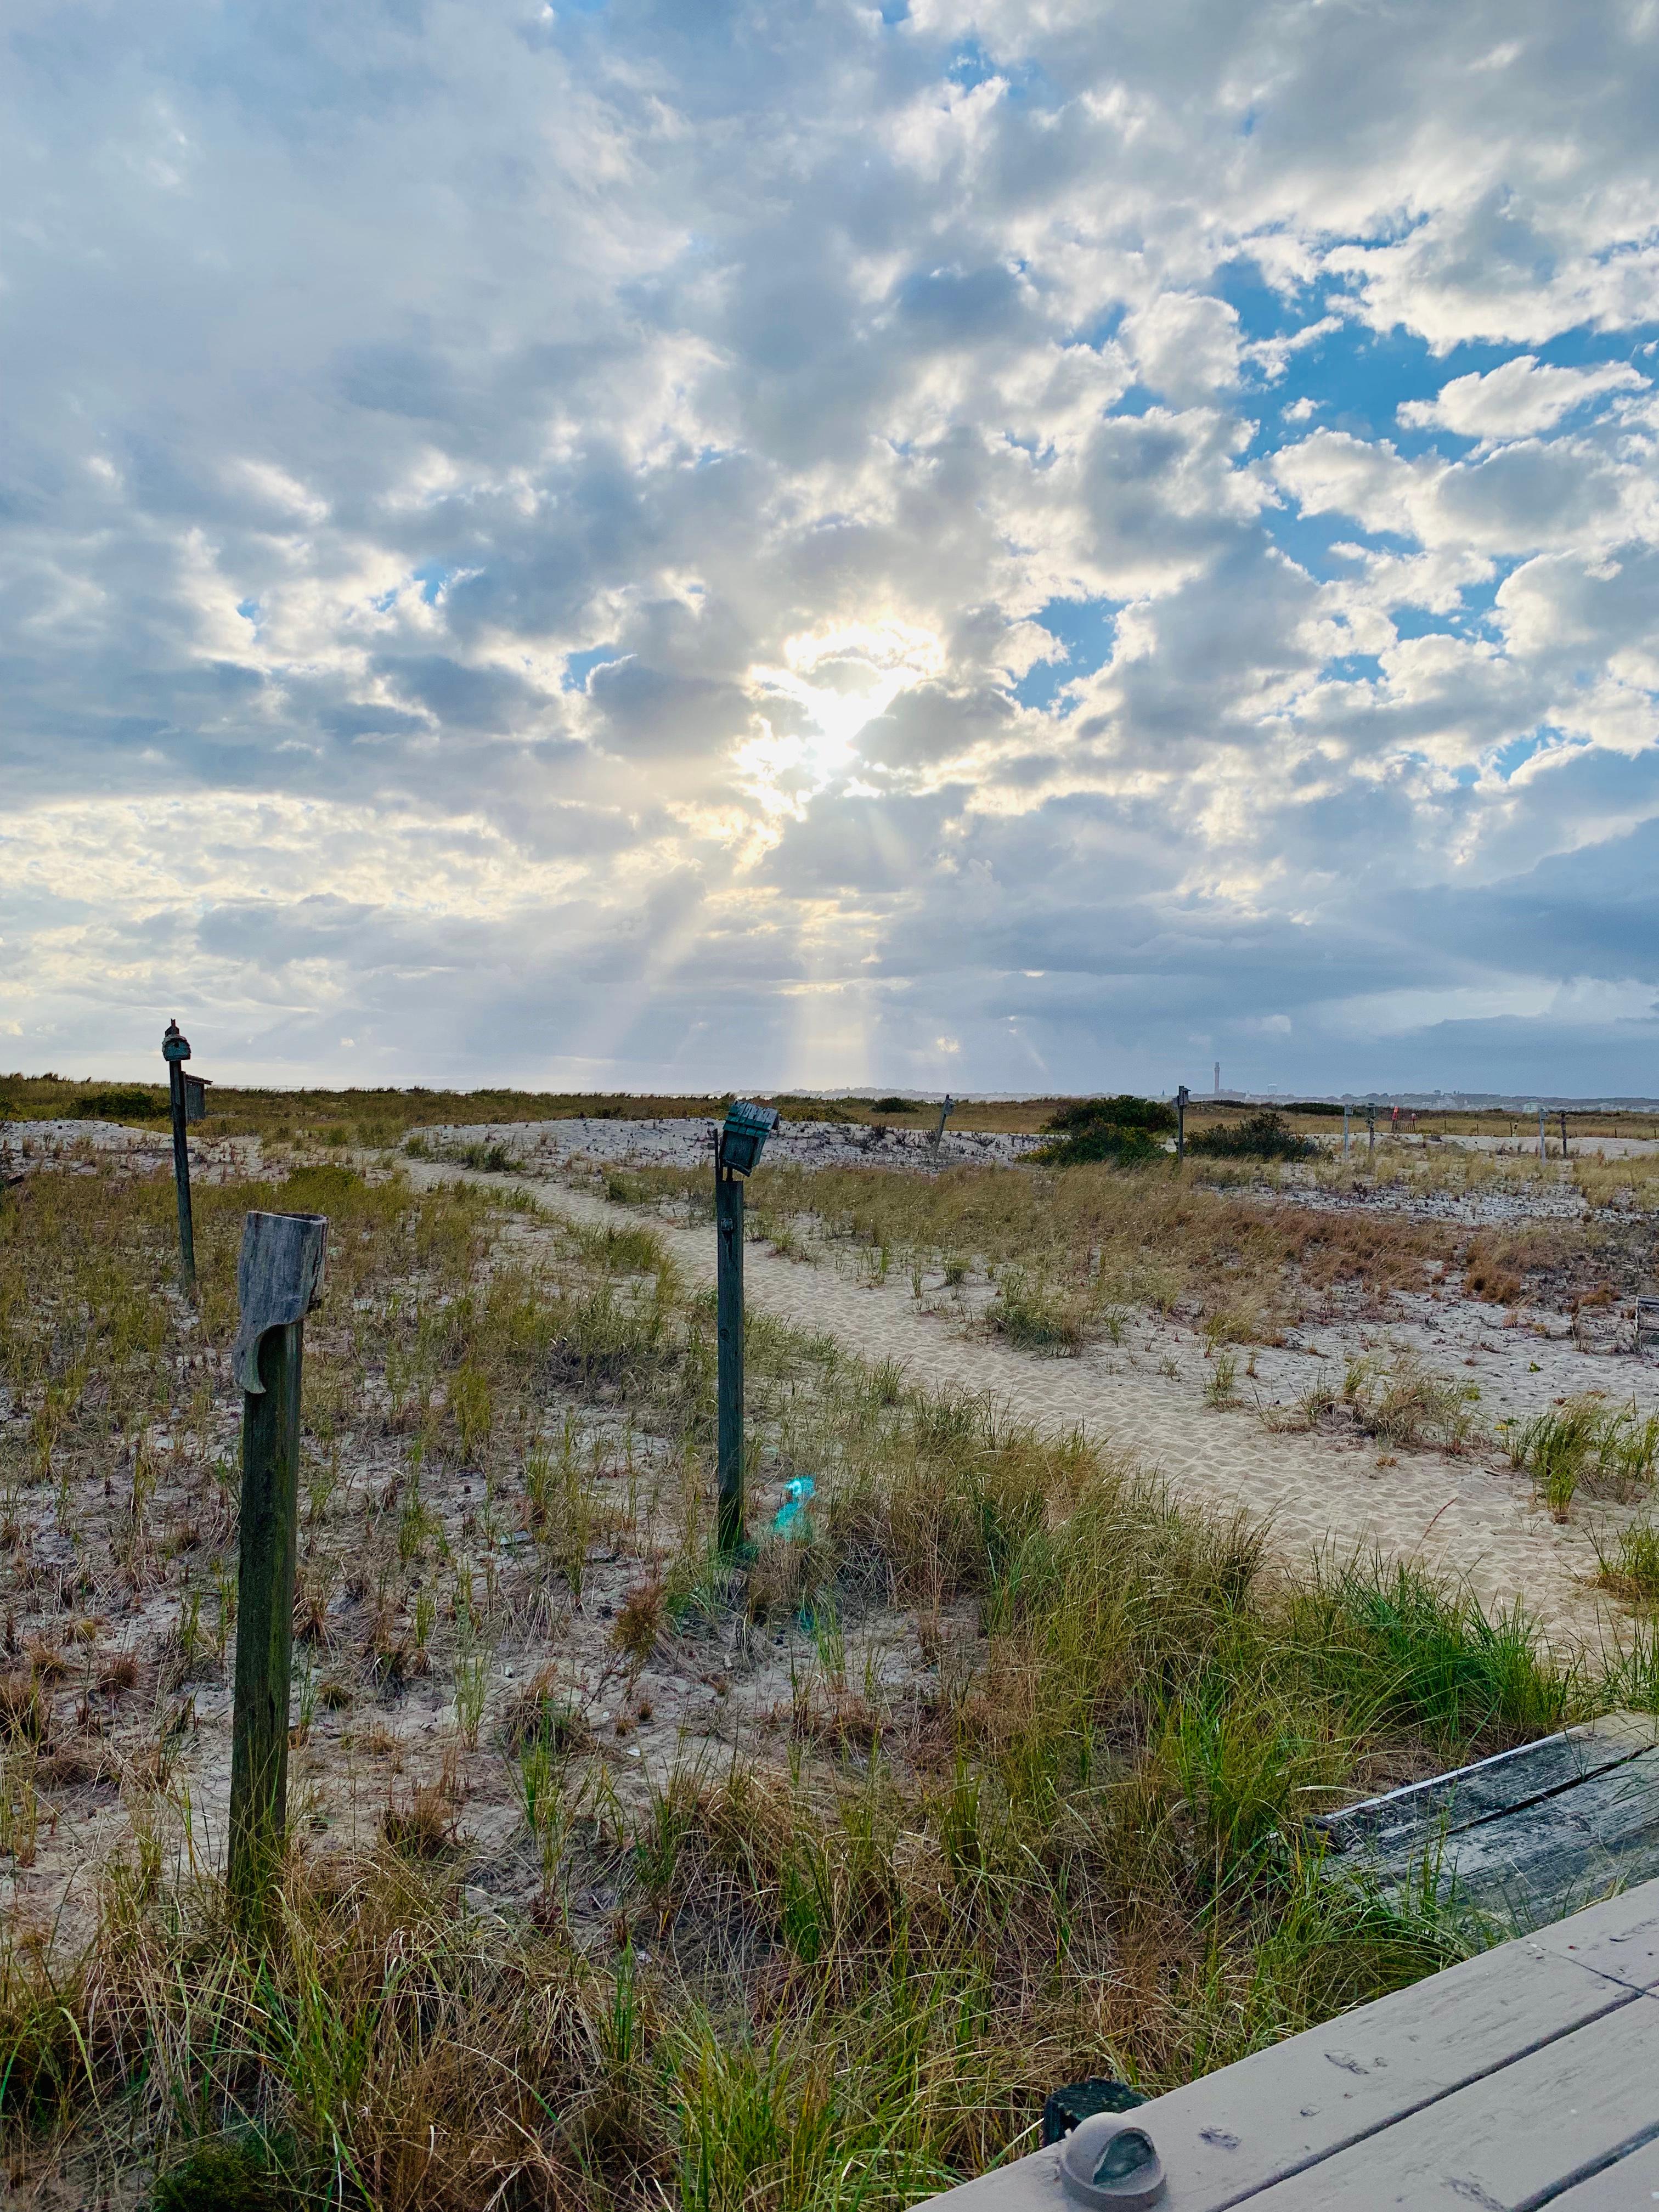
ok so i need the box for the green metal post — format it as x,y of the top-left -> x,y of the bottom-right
167,1047 -> 196,1299
716,1155 -> 744,1554
229,1318 -> 302,1923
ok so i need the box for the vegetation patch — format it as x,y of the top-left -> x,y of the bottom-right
1187,1111 -> 1317,1163
0,1151 -> 1646,2207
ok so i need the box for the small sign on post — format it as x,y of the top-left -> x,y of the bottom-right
228,1209 -> 327,1926
162,1019 -> 198,1297
713,1101 -> 777,1555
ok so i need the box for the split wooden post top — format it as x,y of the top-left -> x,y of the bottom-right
231,1211 -> 328,1392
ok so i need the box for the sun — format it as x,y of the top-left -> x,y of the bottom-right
736,618 -> 946,808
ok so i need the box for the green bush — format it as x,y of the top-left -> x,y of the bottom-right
1188,1110 -> 1316,1162
1046,1094 -> 1177,1136
75,1085 -> 169,1121
1034,1094 -> 1175,1166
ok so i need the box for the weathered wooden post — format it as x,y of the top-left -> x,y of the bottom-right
930,1092 -> 956,1160
1342,1103 -> 1351,1158
1366,1102 -> 1376,1163
713,1102 -> 777,1555
1537,1103 -> 1547,1163
162,1020 -> 196,1297
228,1209 -> 327,1925
1175,1085 -> 1189,1161
1560,1108 -> 1569,1160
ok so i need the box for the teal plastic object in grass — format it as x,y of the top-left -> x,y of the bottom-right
772,1476 -> 815,1537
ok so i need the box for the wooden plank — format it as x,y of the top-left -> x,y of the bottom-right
1387,1745 -> 1659,1926
1316,1713 -> 1658,1861
918,1943 -> 1638,2211
1242,1991 -> 1659,2208
1544,2126 -> 1659,2206
1533,1881 -> 1659,1993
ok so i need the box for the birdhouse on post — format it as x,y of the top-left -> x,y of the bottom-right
714,1101 -> 778,1554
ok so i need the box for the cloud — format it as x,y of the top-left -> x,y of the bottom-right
1398,356 -> 1649,443
0,0 -> 1656,1095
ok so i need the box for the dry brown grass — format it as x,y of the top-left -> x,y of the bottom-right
0,1143 -> 1641,2209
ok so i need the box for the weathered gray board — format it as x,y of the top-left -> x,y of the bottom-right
919,1881 -> 1659,2211
1316,1711 -> 1659,1924
1549,2128 -> 1659,2206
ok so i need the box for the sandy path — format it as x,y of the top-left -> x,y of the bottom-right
408,1163 -> 1630,1658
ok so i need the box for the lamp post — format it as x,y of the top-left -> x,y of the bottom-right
161,1019 -> 204,1297
1175,1085 -> 1189,1161
714,1101 -> 778,1555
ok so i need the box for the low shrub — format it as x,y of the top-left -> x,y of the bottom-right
74,1085 -> 168,1122
1188,1111 -> 1317,1163
1034,1094 -> 1175,1167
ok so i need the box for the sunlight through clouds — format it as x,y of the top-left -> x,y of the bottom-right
0,0 -> 1656,1092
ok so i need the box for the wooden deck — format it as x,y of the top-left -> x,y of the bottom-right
923,1719 -> 1659,2210
926,1879 -> 1659,2208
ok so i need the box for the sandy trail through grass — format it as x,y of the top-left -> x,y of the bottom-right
407,1162 -> 1619,1655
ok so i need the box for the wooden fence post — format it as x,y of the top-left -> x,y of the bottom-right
1560,1109 -> 1569,1160
228,1210 -> 327,1925
715,1149 -> 745,1556
1176,1085 -> 1189,1161
162,1020 -> 196,1298
930,1093 -> 956,1161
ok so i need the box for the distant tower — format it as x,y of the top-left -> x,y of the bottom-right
1214,1062 -> 1221,1097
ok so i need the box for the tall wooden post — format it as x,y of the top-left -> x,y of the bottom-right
1343,1103 -> 1351,1158
1366,1103 -> 1376,1163
1559,1109 -> 1569,1160
1537,1104 -> 1547,1163
228,1211 -> 326,1926
1176,1085 -> 1189,1161
162,1020 -> 196,1299
715,1149 -> 744,1555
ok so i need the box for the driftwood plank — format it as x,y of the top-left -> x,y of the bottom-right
1316,1713 -> 1658,1861
1372,1745 -> 1659,1926
918,1943 -> 1639,2211
1242,1990 -> 1659,2208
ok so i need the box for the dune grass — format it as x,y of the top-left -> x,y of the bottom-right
0,1156 -> 1632,2207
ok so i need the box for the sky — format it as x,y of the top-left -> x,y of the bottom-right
2,0 -> 1658,1099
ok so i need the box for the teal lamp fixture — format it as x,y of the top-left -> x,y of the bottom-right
718,1099 -> 778,1178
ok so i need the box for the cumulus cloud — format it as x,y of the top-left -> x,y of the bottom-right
1398,356 -> 1649,443
1,0 -> 1657,1095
